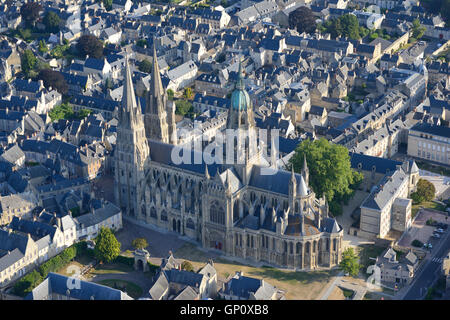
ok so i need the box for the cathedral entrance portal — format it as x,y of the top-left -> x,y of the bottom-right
172,219 -> 176,232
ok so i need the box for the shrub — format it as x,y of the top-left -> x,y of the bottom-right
115,255 -> 134,266
181,260 -> 194,272
411,239 -> 423,248
13,270 -> 43,297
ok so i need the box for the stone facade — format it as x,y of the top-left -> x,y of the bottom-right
115,59 -> 344,270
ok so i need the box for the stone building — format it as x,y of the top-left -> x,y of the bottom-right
114,58 -> 343,270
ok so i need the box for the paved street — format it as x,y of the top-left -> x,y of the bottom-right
400,225 -> 450,300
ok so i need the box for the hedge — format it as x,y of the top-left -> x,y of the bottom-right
38,246 -> 77,278
115,255 -> 134,266
13,270 -> 43,297
13,242 -> 89,297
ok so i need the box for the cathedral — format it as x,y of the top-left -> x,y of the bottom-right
114,52 -> 343,270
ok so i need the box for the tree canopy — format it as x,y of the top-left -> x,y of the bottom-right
181,261 -> 194,272
138,59 -> 152,73
320,14 -> 363,40
43,11 -> 62,33
412,19 -> 427,40
38,69 -> 68,94
20,2 -> 43,27
411,179 -> 436,203
289,138 -> 363,215
288,6 -> 317,34
76,35 -> 104,59
94,227 -> 121,263
339,247 -> 360,277
132,238 -> 148,250
21,49 -> 37,77
175,99 -> 194,117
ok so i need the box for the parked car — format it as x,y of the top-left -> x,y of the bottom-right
432,233 -> 441,238
436,228 -> 444,233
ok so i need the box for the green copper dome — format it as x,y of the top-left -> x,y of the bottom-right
230,59 -> 251,111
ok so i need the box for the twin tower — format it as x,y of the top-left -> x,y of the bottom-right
114,45 -> 176,217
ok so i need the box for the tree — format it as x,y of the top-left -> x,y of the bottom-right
103,0 -> 113,11
181,260 -> 194,272
184,87 -> 194,100
78,109 -> 92,119
411,179 -> 435,203
412,19 -> 426,40
38,69 -> 68,94
48,103 -> 75,121
288,6 -> 317,34
43,11 -> 62,33
175,99 -> 193,117
339,247 -> 360,277
132,238 -> 148,250
167,89 -> 174,101
20,2 -> 43,27
138,59 -> 152,73
76,35 -> 104,59
289,138 -> 363,215
38,40 -> 48,53
339,14 -> 361,40
21,49 -> 37,77
94,227 -> 121,263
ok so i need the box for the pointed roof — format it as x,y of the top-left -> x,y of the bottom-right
302,155 -> 308,172
298,175 -> 308,197
410,160 -> 419,173
121,58 -> 139,126
151,41 -> 164,100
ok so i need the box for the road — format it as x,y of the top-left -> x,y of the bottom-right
402,227 -> 450,300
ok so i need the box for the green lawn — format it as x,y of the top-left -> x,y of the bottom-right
357,244 -> 387,275
97,279 -> 143,299
90,262 -> 134,275
412,201 -> 446,218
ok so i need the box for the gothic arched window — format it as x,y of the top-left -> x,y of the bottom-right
186,218 -> 195,230
210,201 -> 225,225
150,207 -> 157,219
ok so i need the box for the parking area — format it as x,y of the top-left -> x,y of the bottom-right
398,209 -> 448,248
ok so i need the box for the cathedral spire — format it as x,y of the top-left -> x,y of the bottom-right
144,39 -> 171,143
121,58 -> 140,128
151,40 -> 165,106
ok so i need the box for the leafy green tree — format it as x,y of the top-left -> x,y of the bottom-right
175,99 -> 193,117
20,2 -> 43,27
76,35 -> 104,59
38,40 -> 48,53
38,69 -> 68,94
49,103 -> 75,121
21,49 -> 37,77
412,19 -> 426,40
132,238 -> 148,250
288,6 -> 317,34
289,138 -> 363,215
411,179 -> 435,203
339,247 -> 360,277
43,11 -> 61,33
181,260 -> 194,272
94,227 -> 121,263
340,14 -> 361,40
77,109 -> 92,119
138,59 -> 152,73
103,0 -> 113,10
184,87 -> 194,100
167,89 -> 174,101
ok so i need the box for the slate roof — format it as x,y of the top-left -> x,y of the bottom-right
350,152 -> 402,174
410,122 -> 450,138
26,272 -> 133,300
